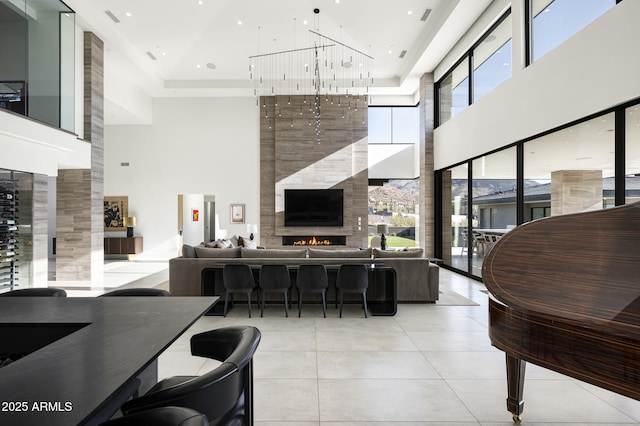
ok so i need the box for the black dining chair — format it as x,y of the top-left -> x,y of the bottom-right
223,264 -> 259,317
336,264 -> 369,318
0,287 -> 67,297
296,264 -> 328,318
99,288 -> 171,297
100,406 -> 208,426
259,264 -> 291,317
120,326 -> 261,426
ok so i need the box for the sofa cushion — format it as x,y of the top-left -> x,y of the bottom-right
308,248 -> 372,258
242,248 -> 307,258
182,244 -> 197,258
373,248 -> 424,258
194,246 -> 241,258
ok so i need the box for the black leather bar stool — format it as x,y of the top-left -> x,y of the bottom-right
336,264 -> 369,318
100,288 -> 171,297
100,406 -> 208,425
222,264 -> 259,317
259,264 -> 292,317
0,287 -> 67,297
296,264 -> 328,318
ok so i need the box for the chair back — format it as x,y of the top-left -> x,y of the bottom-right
0,287 -> 67,297
122,326 -> 261,425
336,264 -> 369,291
259,264 -> 291,291
296,264 -> 328,290
99,288 -> 171,297
223,264 -> 256,291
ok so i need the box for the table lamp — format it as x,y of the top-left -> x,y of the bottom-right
123,216 -> 136,238
247,224 -> 258,240
377,224 -> 389,250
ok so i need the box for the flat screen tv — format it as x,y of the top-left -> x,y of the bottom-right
284,189 -> 344,227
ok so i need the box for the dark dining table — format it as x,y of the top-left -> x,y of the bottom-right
0,296 -> 218,426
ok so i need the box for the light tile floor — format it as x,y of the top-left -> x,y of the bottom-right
156,267 -> 640,426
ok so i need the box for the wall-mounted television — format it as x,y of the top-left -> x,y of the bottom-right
284,189 -> 344,227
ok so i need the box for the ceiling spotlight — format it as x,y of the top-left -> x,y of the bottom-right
125,12 -> 132,17
303,19 -> 308,25
408,10 -> 413,15
237,20 -> 242,26
198,0 -> 203,4
335,0 -> 340,3
196,64 -> 201,68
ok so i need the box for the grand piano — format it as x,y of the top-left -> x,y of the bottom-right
483,203 -> 640,424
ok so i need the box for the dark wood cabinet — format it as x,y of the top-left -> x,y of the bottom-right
104,237 -> 143,255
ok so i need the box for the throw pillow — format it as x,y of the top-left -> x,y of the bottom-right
243,238 -> 258,249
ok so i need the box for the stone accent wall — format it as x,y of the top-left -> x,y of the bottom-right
440,170 -> 453,265
419,73 -> 435,257
260,95 -> 368,248
56,32 -> 104,281
551,170 -> 603,215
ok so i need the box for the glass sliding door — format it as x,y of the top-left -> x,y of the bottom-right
523,113 -> 615,219
442,164 -> 470,273
626,104 -> 640,204
471,148 -> 517,277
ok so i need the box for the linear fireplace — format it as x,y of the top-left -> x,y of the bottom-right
282,236 -> 346,246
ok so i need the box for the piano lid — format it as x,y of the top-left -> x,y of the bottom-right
483,202 -> 640,337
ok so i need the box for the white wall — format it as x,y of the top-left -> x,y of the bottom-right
104,97 -> 260,260
434,0 -> 640,170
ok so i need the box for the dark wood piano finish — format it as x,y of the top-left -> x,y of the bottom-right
482,203 -> 640,424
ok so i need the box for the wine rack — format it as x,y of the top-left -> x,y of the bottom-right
0,176 -> 18,292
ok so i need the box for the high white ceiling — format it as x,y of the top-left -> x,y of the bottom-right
64,0 -> 492,105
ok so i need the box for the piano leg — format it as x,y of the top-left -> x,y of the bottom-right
505,353 -> 526,424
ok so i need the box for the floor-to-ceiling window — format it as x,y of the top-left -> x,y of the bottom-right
443,164 -> 469,273
523,113 -> 615,217
471,148 -> 517,277
436,104 -> 640,279
625,105 -> 640,204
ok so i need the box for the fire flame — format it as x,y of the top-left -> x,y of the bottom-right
292,236 -> 333,246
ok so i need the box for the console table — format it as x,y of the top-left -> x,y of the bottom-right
0,296 -> 217,425
104,237 -> 143,255
201,263 -> 396,316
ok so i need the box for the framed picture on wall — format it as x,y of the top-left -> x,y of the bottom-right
230,204 -> 245,224
104,196 -> 128,231
192,209 -> 199,222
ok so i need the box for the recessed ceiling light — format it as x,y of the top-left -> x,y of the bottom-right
335,0 -> 340,3
237,20 -> 242,26
408,10 -> 413,15
196,64 -> 201,68
303,19 -> 308,25
198,0 -> 203,4
125,12 -> 132,17
162,52 -> 166,56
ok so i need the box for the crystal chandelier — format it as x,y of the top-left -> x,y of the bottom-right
249,12 -> 373,141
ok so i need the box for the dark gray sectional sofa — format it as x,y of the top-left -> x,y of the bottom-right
169,246 -> 439,303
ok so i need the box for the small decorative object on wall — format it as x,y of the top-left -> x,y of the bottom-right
104,196 -> 128,232
230,204 -> 245,224
192,209 -> 199,222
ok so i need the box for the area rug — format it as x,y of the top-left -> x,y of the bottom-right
436,289 -> 480,306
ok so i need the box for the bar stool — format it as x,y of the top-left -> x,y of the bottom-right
259,264 -> 291,317
222,264 -> 258,317
336,264 -> 369,318
296,264 -> 328,318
